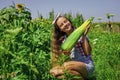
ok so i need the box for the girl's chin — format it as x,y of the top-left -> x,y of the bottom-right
65,29 -> 70,33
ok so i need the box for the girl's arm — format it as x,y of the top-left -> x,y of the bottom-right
81,25 -> 92,56
81,35 -> 92,56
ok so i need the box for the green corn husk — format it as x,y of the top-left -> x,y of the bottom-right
61,17 -> 94,51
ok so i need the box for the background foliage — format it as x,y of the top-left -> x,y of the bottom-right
0,3 -> 120,80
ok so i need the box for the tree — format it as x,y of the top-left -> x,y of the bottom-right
106,13 -> 112,32
110,14 -> 115,22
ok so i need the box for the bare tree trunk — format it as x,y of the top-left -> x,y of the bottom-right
108,21 -> 112,32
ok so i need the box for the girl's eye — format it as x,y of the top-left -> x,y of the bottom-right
59,23 -> 63,27
64,20 -> 67,23
59,20 -> 67,27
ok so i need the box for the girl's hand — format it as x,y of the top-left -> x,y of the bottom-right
59,50 -> 70,55
50,66 -> 64,77
83,24 -> 91,36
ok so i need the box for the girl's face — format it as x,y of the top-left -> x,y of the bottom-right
56,17 -> 73,34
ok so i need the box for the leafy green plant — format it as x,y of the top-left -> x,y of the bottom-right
0,2 -> 120,80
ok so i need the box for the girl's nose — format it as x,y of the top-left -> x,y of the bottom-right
63,23 -> 67,27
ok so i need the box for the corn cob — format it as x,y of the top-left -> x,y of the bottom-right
61,17 -> 94,51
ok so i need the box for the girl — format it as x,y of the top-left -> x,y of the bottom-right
50,14 -> 94,80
